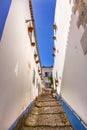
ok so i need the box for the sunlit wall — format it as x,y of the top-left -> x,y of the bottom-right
53,0 -> 73,93
0,0 -> 41,129
54,0 -> 87,125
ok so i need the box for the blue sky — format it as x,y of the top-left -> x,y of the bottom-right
32,0 -> 56,66
0,0 -> 12,40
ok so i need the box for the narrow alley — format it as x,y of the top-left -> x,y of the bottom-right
13,90 -> 73,130
0,0 -> 87,130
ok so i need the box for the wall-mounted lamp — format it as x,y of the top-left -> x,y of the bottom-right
25,20 -> 34,32
25,19 -> 33,23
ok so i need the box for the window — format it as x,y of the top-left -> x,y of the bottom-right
33,70 -> 35,84
45,72 -> 48,77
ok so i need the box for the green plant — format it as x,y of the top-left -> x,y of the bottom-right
48,75 -> 53,88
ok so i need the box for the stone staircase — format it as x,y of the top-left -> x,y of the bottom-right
13,93 -> 73,130
20,93 -> 73,130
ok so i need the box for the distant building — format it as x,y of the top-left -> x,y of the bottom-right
42,66 -> 53,88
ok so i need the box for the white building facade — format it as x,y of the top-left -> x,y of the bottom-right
42,66 -> 53,88
0,0 -> 42,130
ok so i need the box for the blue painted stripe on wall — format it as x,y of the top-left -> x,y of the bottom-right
0,0 -> 12,41
62,99 -> 87,130
9,101 -> 34,130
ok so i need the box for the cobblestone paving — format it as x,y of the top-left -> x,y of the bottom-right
21,94 -> 73,130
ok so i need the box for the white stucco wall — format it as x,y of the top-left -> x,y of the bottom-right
61,11 -> 87,125
42,67 -> 53,77
53,0 -> 73,93
0,0 -> 41,129
42,67 -> 53,87
54,0 -> 87,125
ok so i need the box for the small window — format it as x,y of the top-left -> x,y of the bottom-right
33,70 -> 35,84
45,72 -> 48,77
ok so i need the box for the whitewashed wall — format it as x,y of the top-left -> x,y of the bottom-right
54,0 -> 87,125
53,0 -> 73,93
0,0 -> 41,130
61,10 -> 87,125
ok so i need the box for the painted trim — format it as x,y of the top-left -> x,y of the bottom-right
61,98 -> 87,130
0,0 -> 12,41
56,93 -> 61,101
9,101 -> 34,130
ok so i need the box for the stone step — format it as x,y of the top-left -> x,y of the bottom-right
36,98 -> 57,102
36,95 -> 53,99
24,113 -> 71,127
35,101 -> 61,107
22,126 -> 73,130
31,106 -> 65,115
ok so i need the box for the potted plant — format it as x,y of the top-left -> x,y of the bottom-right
28,26 -> 33,32
55,79 -> 58,83
36,60 -> 39,64
48,75 -> 53,89
52,53 -> 55,57
53,36 -> 56,40
34,53 -> 37,58
31,42 -> 36,46
53,47 -> 56,51
38,69 -> 40,73
53,24 -> 57,30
